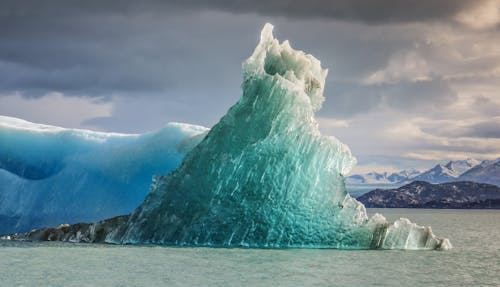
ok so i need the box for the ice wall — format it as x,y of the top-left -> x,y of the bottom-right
112,24 -> 450,250
0,116 -> 207,234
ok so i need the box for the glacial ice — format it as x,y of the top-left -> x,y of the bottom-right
0,116 -> 208,234
106,24 -> 451,250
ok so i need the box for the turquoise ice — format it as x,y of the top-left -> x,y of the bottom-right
112,24 -> 450,250
0,116 -> 207,234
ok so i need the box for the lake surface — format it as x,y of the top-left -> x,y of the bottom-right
1,209 -> 499,286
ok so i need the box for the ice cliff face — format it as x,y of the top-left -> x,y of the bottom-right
0,116 -> 207,234
109,24 -> 450,250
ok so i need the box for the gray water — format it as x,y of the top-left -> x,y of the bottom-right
1,209 -> 499,287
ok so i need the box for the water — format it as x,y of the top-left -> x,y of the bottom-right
1,209 -> 499,287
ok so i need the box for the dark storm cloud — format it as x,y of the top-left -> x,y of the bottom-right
0,0 -> 478,23
2,1 -> 498,171
196,0 -> 477,23
0,10 -> 188,96
0,5 -> 267,128
0,0 -> 480,100
0,8 -> 256,104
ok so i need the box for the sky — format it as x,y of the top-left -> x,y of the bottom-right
1,0 -> 499,174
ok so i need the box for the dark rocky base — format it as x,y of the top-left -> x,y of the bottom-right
2,215 -> 129,243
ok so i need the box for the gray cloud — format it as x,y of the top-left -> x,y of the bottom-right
0,1 -> 488,103
319,78 -> 457,118
422,118 -> 500,139
174,0 -> 481,24
0,10 -> 257,129
0,0 -> 479,23
456,121 -> 500,138
381,79 -> 457,111
2,1 -> 499,172
1,4 -> 443,126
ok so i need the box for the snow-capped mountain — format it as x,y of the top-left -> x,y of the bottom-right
459,158 -> 500,186
346,169 -> 421,185
412,164 -> 459,183
346,158 -> 499,200
445,158 -> 481,176
346,172 -> 391,184
387,169 -> 421,183
412,158 -> 481,183
347,158 -> 487,185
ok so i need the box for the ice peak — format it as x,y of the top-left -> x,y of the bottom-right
244,23 -> 328,111
260,23 -> 274,43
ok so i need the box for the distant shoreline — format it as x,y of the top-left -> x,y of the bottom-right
357,181 -> 500,209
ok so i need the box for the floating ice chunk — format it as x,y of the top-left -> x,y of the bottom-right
381,218 -> 452,250
106,24 -> 450,250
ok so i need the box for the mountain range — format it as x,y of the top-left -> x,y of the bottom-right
346,169 -> 420,185
357,181 -> 500,209
347,158 -> 500,187
460,159 -> 500,186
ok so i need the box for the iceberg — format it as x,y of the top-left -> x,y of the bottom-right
4,24 -> 451,250
103,24 -> 449,250
0,116 -> 208,234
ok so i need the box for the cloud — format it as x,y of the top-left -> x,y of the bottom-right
455,0 -> 500,29
81,93 -> 225,133
319,82 -> 383,118
380,79 -> 457,111
2,1 -> 500,172
421,117 -> 500,139
0,0 -> 480,24
404,150 -> 500,161
453,121 -> 500,138
362,51 -> 431,85
0,92 -> 112,128
317,117 -> 350,128
0,9 -> 256,97
384,117 -> 500,155
321,78 -> 456,119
